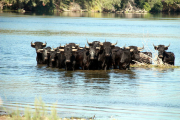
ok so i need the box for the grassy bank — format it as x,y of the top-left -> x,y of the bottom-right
0,97 -> 94,120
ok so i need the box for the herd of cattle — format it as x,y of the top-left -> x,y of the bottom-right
31,40 -> 175,70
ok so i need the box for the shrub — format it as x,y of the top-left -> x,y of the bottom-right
143,2 -> 151,12
151,1 -> 163,12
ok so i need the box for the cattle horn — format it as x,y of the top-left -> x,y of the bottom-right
59,49 -> 64,52
165,44 -> 170,48
76,44 -> 79,46
130,49 -> 134,52
96,47 -> 100,50
42,41 -> 47,46
111,41 -> 118,46
138,45 -> 144,51
60,44 -> 64,48
87,39 -> 92,45
37,49 -> 44,53
122,44 -> 126,48
99,42 -> 103,46
85,45 -> 89,49
72,49 -> 77,52
125,47 -> 130,49
72,46 -> 75,49
31,41 -> 35,46
153,44 -> 158,48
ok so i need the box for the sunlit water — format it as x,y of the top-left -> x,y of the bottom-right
0,12 -> 180,119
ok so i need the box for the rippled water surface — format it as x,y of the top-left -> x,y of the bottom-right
0,12 -> 180,119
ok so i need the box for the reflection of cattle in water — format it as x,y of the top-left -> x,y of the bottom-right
31,41 -> 47,64
84,71 -> 110,86
153,44 -> 175,65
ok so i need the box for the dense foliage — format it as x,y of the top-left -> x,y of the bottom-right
0,0 -> 180,13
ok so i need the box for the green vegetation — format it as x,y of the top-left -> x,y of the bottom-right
3,97 -> 59,120
130,63 -> 180,69
0,0 -> 180,14
2,97 -> 92,120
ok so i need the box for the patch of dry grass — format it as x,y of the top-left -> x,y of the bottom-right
1,97 -> 94,120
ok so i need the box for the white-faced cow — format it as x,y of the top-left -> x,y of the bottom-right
153,44 -> 175,65
31,41 -> 47,64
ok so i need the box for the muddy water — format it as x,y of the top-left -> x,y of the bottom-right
0,12 -> 180,119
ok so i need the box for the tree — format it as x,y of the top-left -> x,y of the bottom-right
151,1 -> 163,12
143,2 -> 151,11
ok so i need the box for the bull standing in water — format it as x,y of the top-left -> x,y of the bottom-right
31,41 -> 47,64
153,44 -> 175,65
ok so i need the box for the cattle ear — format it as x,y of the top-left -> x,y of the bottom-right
165,47 -> 168,50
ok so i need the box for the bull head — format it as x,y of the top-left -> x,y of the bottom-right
153,44 -> 170,50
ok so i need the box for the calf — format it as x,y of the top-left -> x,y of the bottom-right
153,44 -> 175,65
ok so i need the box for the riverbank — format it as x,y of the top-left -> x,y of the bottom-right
1,0 -> 180,14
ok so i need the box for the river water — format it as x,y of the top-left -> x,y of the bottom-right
0,12 -> 180,119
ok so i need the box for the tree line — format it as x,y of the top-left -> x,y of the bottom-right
1,0 -> 180,14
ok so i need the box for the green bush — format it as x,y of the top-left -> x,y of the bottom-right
151,1 -> 163,12
143,2 -> 151,12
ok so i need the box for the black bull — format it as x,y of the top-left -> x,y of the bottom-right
153,44 -> 175,65
31,41 -> 47,64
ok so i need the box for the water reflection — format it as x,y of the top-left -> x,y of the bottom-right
113,69 -> 137,80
